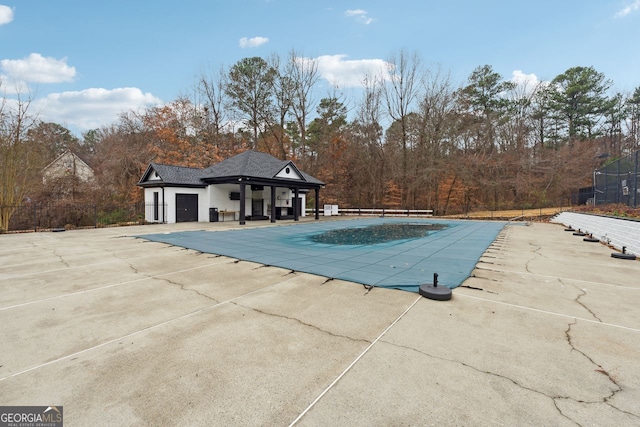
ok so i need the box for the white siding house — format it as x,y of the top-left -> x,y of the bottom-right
138,150 -> 324,225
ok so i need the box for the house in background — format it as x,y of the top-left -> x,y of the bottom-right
41,151 -> 95,200
137,150 -> 324,225
43,151 -> 94,183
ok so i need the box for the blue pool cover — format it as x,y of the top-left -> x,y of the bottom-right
138,218 -> 506,293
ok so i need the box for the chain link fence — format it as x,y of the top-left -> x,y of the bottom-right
1,203 -> 161,233
593,150 -> 640,208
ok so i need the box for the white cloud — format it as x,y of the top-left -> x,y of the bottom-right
239,36 -> 269,48
1,53 -> 76,83
510,70 -> 550,95
510,70 -> 540,88
34,87 -> 162,130
615,0 -> 640,17
0,5 -> 14,25
0,74 -> 29,94
345,9 -> 374,25
315,54 -> 389,88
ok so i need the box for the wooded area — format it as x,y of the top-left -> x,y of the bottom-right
2,50 -> 640,231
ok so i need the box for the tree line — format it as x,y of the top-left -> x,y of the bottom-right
2,49 -> 640,231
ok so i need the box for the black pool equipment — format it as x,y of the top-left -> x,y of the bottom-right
564,226 -> 575,232
611,246 -> 637,260
419,273 -> 452,301
583,233 -> 599,243
572,229 -> 586,236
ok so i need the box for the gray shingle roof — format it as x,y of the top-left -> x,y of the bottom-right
202,150 -> 325,184
139,150 -> 323,187
140,163 -> 206,187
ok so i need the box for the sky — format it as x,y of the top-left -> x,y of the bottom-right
1,0 -> 639,137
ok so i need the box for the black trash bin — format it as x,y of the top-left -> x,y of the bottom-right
209,208 -> 219,222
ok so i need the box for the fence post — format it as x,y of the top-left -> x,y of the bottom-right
616,159 -> 620,204
94,204 -> 98,228
634,151 -> 638,208
604,163 -> 608,203
33,203 -> 37,232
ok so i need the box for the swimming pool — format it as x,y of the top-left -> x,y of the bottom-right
138,218 -> 506,293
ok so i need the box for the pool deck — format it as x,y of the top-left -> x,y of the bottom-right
1,217 -> 639,426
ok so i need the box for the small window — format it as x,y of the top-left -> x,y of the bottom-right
285,167 -> 290,174
153,192 -> 159,221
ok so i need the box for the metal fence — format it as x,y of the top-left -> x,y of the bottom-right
306,207 -> 434,217
1,202 -> 158,233
593,150 -> 640,208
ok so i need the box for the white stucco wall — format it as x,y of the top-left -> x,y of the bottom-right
274,188 -> 307,216
143,188 -> 164,223
166,187 -> 209,223
144,187 -> 209,223
145,184 -> 310,223
211,185 -> 307,218
209,184 -> 241,212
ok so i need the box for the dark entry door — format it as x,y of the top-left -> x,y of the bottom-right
295,197 -> 303,217
252,199 -> 263,216
176,193 -> 198,222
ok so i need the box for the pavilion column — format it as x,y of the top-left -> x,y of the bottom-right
315,188 -> 320,220
239,182 -> 246,225
270,185 -> 276,223
294,188 -> 299,221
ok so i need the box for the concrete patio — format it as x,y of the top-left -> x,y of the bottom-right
1,218 -> 639,426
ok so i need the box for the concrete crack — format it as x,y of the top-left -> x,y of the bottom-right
126,262 -> 140,275
563,321 -> 637,418
560,279 -> 601,322
52,249 -> 71,269
525,245 -> 542,273
379,340 -> 580,425
156,277 -> 219,302
230,301 -> 370,344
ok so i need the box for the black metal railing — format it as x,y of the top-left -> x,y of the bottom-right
1,202 -> 163,233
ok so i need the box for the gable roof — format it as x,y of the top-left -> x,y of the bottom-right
43,150 -> 94,173
202,150 -> 322,184
138,163 -> 206,187
42,150 -> 95,183
138,150 -> 323,188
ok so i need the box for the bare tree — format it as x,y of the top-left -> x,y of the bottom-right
91,113 -> 153,204
0,90 -> 39,231
261,53 -> 294,158
286,50 -> 320,159
348,74 -> 386,206
197,65 -> 228,139
382,50 -> 423,206
416,67 -> 457,212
